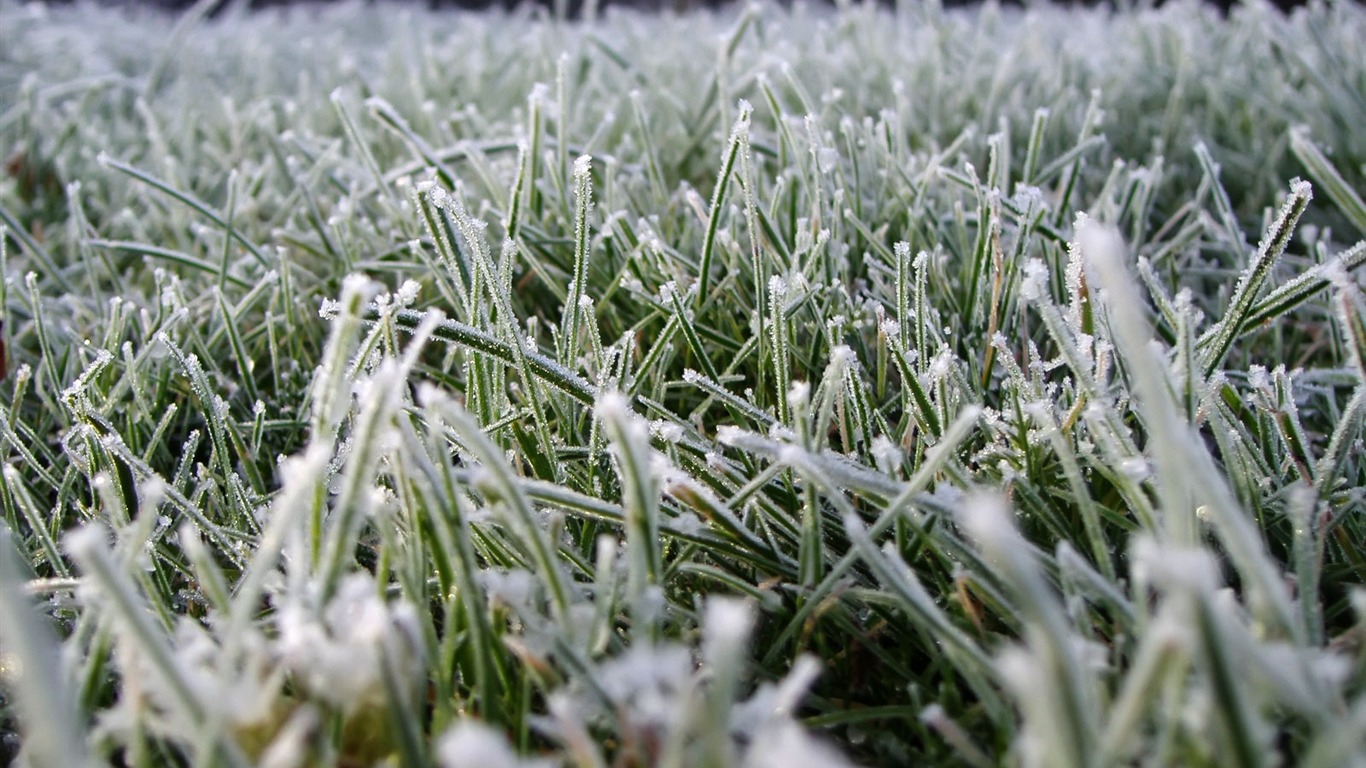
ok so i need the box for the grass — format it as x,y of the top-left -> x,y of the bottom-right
1,0 -> 1365,764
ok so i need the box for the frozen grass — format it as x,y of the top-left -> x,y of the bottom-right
1,0 -> 1366,764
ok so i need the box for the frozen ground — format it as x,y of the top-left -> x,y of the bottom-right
1,0 -> 1365,765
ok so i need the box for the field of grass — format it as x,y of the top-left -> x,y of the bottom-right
2,0 -> 1366,764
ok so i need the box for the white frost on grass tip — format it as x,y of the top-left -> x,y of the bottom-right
1322,256 -> 1353,290
1076,214 -> 1128,283
396,279 -> 421,306
716,425 -> 745,446
437,720 -> 553,768
1130,536 -> 1221,594
927,347 -> 954,383
649,420 -> 685,444
786,380 -> 811,411
595,390 -> 632,422
744,720 -> 857,768
816,146 -> 839,174
829,344 -> 854,367
62,524 -> 110,563
1020,258 -> 1049,302
595,644 -> 693,726
956,492 -> 1020,556
704,596 -> 755,650
1119,456 -> 1152,481
871,435 -> 902,476
276,574 -> 421,714
573,154 -> 593,178
480,569 -> 536,612
768,274 -> 788,298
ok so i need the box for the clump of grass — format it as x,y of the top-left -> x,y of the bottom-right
2,0 -> 1366,765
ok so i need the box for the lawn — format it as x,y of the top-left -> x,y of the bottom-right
1,0 -> 1365,764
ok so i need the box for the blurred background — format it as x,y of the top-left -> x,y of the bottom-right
26,0 -> 1320,17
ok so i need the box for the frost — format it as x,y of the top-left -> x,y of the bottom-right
481,569 -> 536,611
9,4 -> 1358,764
649,420 -> 684,444
318,298 -> 341,320
930,483 -> 965,506
437,721 -> 553,768
1020,258 -> 1049,302
1076,215 -> 1128,280
528,82 -> 551,109
658,280 -> 678,302
816,146 -> 839,174
956,493 -> 1015,553
573,154 -> 593,178
768,274 -> 788,298
705,596 -> 754,650
595,390 -> 631,422
1322,258 -> 1352,289
995,645 -> 1040,699
595,644 -> 692,726
167,621 -> 282,729
670,511 -> 704,536
745,720 -> 856,768
716,425 -> 744,446
1013,184 -> 1045,211
733,654 -> 822,727
871,435 -> 902,476
396,279 -> 421,306
1131,536 -> 1220,593
927,347 -> 953,382
62,524 -> 109,563
1119,457 -> 1151,481
277,575 -> 422,713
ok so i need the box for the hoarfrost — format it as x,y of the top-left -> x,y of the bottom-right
1131,536 -> 1221,593
1119,457 -> 1151,481
744,720 -> 856,768
1020,258 -> 1049,302
870,435 -> 901,475
595,644 -> 692,725
437,720 -> 552,768
649,420 -> 684,444
816,146 -> 839,174
716,425 -> 744,446
705,597 -> 754,648
573,154 -> 593,178
396,279 -> 421,306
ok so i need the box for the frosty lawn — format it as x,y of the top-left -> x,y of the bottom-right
1,0 -> 1365,765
